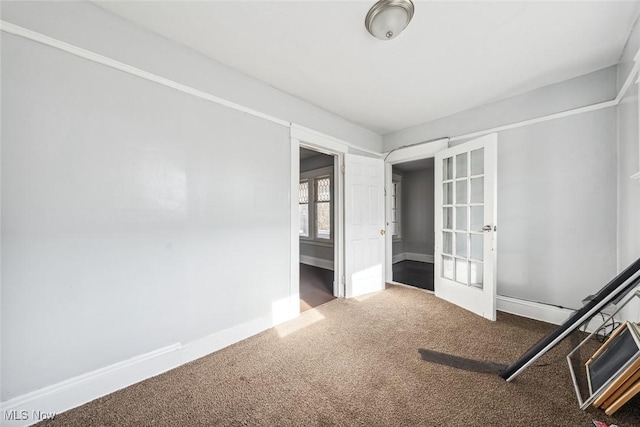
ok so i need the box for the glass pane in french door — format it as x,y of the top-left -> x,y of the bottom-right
441,149 -> 485,288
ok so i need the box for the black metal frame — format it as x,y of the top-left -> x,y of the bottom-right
500,256 -> 640,382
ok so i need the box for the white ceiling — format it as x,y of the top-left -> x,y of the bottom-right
95,1 -> 640,135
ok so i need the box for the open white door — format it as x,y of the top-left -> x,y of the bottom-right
345,154 -> 385,298
434,134 -> 497,320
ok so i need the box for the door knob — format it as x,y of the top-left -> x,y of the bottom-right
482,225 -> 492,232
380,229 -> 386,235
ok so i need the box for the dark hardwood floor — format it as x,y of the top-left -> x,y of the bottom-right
392,260 -> 434,291
300,264 -> 335,312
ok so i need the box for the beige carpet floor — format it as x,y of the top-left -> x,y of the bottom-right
40,285 -> 640,426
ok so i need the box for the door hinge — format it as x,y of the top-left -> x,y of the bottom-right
341,165 -> 345,175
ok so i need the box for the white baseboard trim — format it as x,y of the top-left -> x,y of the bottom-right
0,344 -> 182,427
496,295 -> 573,326
392,253 -> 406,264
0,301 -> 299,427
299,254 -> 334,270
392,252 -> 434,264
497,295 -> 609,334
391,252 -> 407,264
407,253 -> 434,263
180,314 -> 276,365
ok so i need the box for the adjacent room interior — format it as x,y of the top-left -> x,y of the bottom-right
299,147 -> 336,312
391,158 -> 435,291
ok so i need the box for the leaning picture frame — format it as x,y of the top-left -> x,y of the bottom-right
593,350 -> 640,409
586,322 -> 640,397
567,296 -> 640,411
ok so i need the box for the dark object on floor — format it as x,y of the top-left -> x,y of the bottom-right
392,260 -> 434,291
501,256 -> 640,382
419,348 -> 507,374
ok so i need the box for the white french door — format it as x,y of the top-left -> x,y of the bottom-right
345,154 -> 385,298
434,134 -> 498,320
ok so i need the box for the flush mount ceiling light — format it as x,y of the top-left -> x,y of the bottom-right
365,0 -> 415,41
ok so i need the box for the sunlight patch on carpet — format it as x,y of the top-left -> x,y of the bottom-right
275,308 -> 325,338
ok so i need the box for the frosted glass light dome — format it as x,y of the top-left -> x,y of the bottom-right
365,0 -> 415,41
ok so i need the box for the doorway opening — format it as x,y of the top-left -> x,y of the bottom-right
390,158 -> 435,291
299,147 -> 337,312
383,135 -> 497,319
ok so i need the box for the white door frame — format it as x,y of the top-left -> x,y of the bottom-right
383,139 -> 449,283
291,125 -> 348,313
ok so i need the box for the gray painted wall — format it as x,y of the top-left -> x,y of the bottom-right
384,66 -> 617,150
392,240 -> 405,257
384,69 -> 619,310
402,169 -> 435,257
616,16 -> 640,321
496,109 -> 617,309
300,243 -> 334,263
617,85 -> 640,322
1,2 -> 374,400
2,1 -> 381,153
2,32 -> 292,399
300,153 -> 334,173
617,89 -> 640,267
